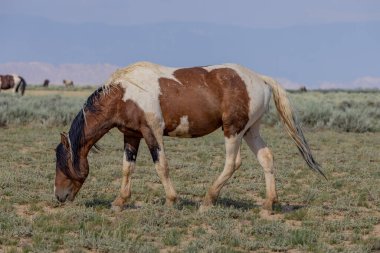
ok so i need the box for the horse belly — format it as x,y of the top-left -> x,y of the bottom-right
160,89 -> 222,138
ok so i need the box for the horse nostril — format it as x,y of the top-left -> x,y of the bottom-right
56,193 -> 69,203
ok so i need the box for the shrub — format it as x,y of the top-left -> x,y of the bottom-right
0,94 -> 83,127
1,90 -> 379,132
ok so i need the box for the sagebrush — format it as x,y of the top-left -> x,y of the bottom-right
1,90 -> 379,132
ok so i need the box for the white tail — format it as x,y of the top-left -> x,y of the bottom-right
261,75 -> 326,179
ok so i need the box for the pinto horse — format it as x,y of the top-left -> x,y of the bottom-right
55,62 -> 325,211
0,74 -> 27,95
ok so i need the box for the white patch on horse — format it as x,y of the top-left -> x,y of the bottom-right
107,62 -> 182,129
168,115 -> 191,137
231,64 -> 271,125
12,74 -> 21,92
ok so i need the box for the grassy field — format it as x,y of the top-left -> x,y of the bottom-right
0,89 -> 379,252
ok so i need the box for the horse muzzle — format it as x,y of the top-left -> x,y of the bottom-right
56,192 -> 69,203
55,187 -> 74,203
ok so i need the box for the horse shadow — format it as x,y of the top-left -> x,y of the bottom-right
84,198 -> 147,210
280,203 -> 305,213
175,198 -> 199,210
215,198 -> 306,214
216,197 -> 259,210
84,197 -> 305,214
84,198 -> 112,209
175,197 -> 259,211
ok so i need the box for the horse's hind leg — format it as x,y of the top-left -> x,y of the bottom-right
235,146 -> 242,171
244,124 -> 278,210
141,123 -> 178,206
200,134 -> 242,211
112,136 -> 140,211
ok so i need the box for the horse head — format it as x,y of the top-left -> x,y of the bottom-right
54,132 -> 88,203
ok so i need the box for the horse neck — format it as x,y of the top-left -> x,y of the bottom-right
70,86 -> 125,171
80,112 -> 116,158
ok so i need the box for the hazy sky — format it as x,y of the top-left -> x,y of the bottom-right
2,0 -> 380,28
1,0 -> 380,88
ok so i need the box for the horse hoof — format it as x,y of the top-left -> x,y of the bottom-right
263,199 -> 279,211
111,204 -> 123,212
165,200 -> 176,207
165,196 -> 178,207
263,201 -> 274,211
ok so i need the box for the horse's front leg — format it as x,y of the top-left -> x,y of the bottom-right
112,136 -> 140,211
141,124 -> 178,206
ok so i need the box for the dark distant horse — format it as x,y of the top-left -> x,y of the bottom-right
0,74 -> 27,95
55,62 -> 325,212
299,86 -> 308,92
63,79 -> 74,87
43,79 -> 50,87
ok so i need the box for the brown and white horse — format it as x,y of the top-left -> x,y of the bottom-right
55,62 -> 325,211
0,74 -> 27,95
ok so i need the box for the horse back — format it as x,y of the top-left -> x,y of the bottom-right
159,66 -> 251,137
108,62 -> 269,138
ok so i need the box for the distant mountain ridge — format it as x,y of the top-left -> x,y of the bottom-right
0,15 -> 379,88
0,62 -> 119,85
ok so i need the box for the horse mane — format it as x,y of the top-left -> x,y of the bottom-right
105,61 -> 162,91
56,143 -> 69,176
83,86 -> 105,114
58,86 -> 108,179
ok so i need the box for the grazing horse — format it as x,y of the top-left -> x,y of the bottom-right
0,74 -> 27,95
63,79 -> 74,87
55,62 -> 325,211
43,79 -> 50,87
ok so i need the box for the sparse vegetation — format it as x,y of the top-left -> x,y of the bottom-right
0,94 -> 82,127
1,89 -> 379,132
262,90 -> 380,132
0,88 -> 379,252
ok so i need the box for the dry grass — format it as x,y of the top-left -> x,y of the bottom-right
0,88 -> 379,252
0,125 -> 379,252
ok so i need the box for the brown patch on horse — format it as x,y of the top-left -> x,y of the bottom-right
168,115 -> 191,137
83,87 -> 148,141
0,75 -> 15,89
159,67 -> 220,137
158,67 -> 249,138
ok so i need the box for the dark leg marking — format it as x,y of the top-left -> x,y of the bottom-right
149,146 -> 161,163
123,135 -> 140,162
125,145 -> 138,162
141,125 -> 161,163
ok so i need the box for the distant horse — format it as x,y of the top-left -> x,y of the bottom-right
63,79 -> 74,87
299,86 -> 307,92
0,74 -> 27,95
55,62 -> 325,211
43,79 -> 50,87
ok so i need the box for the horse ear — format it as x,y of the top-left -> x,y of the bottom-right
60,132 -> 70,150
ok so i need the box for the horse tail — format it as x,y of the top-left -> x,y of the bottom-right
17,76 -> 27,96
261,75 -> 326,179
